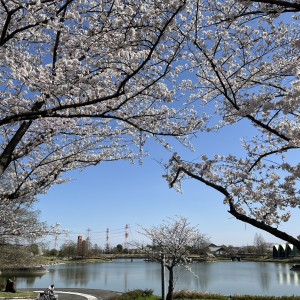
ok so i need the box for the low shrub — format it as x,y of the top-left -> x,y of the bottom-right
107,289 -> 159,300
174,289 -> 227,299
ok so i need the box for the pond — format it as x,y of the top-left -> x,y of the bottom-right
1,259 -> 300,297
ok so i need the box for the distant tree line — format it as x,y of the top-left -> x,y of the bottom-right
0,229 -> 274,268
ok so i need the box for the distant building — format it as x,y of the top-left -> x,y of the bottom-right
273,243 -> 298,258
208,244 -> 226,255
77,235 -> 83,256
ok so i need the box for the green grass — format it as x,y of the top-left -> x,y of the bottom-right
106,290 -> 300,300
107,289 -> 160,300
0,291 -> 38,298
173,291 -> 300,300
226,296 -> 300,300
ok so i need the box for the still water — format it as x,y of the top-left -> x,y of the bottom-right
3,259 -> 300,296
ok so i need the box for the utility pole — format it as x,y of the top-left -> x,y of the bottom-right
105,228 -> 109,253
86,228 -> 91,251
54,234 -> 58,250
124,224 -> 129,250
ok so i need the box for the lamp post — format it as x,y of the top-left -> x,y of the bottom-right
161,253 -> 165,300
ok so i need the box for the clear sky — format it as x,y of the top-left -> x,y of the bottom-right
35,119 -> 300,250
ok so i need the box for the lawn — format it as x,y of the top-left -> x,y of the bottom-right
0,291 -> 38,299
106,290 -> 300,300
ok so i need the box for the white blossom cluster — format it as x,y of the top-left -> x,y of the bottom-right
165,0 -> 300,244
141,216 -> 200,267
0,0 -> 201,241
0,197 -> 48,244
1,0 -> 300,246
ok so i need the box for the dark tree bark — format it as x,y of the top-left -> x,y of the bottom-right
166,266 -> 174,300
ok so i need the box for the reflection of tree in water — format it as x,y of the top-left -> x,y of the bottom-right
163,262 -> 212,292
147,263 -> 211,291
54,264 -> 90,286
0,274 -> 44,289
145,262 -> 211,291
145,262 -> 161,281
257,262 -> 271,292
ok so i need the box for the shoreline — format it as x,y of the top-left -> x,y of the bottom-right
0,266 -> 48,276
1,255 -> 299,275
44,255 -> 300,264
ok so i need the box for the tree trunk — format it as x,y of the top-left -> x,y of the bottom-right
166,266 -> 174,300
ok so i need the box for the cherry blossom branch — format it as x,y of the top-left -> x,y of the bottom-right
0,3 -> 185,126
169,164 -> 300,249
227,199 -> 300,248
191,33 -> 291,142
242,0 -> 300,11
0,101 -> 44,176
248,146 -> 297,172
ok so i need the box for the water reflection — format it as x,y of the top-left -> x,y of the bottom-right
278,263 -> 300,286
257,262 -> 271,292
4,260 -> 300,296
53,264 -> 90,286
0,273 -> 45,288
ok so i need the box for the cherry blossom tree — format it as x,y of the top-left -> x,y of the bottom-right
0,200 -> 62,243
165,0 -> 300,248
139,216 -> 207,300
0,0 -> 201,241
0,203 -> 45,242
253,233 -> 267,255
0,244 -> 36,268
0,200 -> 63,266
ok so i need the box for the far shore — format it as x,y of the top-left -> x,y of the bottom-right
41,254 -> 300,265
0,266 -> 48,276
1,254 -> 299,275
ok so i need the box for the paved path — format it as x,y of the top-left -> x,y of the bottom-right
56,291 -> 97,300
23,288 -> 121,300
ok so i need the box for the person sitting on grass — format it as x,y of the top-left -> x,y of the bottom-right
4,279 -> 16,293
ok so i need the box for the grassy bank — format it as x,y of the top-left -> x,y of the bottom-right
105,290 -> 300,300
0,291 -> 38,299
1,290 -> 300,300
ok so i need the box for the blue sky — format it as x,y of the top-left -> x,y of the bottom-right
35,120 -> 300,250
